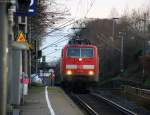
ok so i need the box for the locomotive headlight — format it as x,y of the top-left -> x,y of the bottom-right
89,71 -> 94,75
79,58 -> 82,61
66,70 -> 72,75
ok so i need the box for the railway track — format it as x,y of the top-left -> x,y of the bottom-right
69,92 -> 137,115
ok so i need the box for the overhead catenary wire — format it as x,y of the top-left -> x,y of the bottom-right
40,19 -> 75,38
43,37 -> 72,56
42,0 -> 95,50
74,0 -> 81,19
42,0 -> 96,55
84,0 -> 95,18
72,0 -> 82,28
42,35 -> 68,49
44,0 -> 90,39
41,45 -> 65,47
40,20 -> 81,51
46,56 -> 60,61
49,36 -> 71,46
41,34 -> 72,50
45,49 -> 61,56
32,19 -> 75,39
45,37 -> 71,51
42,0 -> 96,42
72,0 -> 96,31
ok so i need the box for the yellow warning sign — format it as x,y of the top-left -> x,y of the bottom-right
28,43 -> 33,49
16,32 -> 26,43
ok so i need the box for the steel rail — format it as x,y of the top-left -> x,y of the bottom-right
91,93 -> 137,115
70,93 -> 99,115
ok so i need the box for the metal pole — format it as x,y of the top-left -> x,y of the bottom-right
112,19 -> 115,40
119,32 -> 124,73
0,1 -> 8,115
142,13 -> 147,78
112,18 -> 119,40
120,33 -> 124,72
28,22 -> 32,81
24,16 -> 28,76
35,40 -> 38,74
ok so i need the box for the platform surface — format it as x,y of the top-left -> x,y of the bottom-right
20,86 -> 84,115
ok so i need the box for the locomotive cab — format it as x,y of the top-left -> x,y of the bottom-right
60,38 -> 99,88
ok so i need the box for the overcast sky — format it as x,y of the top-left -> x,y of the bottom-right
42,0 -> 149,62
62,0 -> 149,18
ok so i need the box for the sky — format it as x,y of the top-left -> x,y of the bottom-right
64,0 -> 149,18
42,0 -> 149,62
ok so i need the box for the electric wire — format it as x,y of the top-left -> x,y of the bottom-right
42,0 -> 93,50
43,19 -> 76,36
72,0 -> 96,30
41,34 -> 72,50
42,0 -> 96,57
36,19 -> 75,39
40,0 -> 95,48
43,37 -> 71,56
45,49 -> 60,57
84,0 -> 95,18
45,50 -> 61,56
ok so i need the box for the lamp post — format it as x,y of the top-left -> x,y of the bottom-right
112,18 -> 125,73
112,18 -> 119,40
142,13 -> 147,79
119,32 -> 126,73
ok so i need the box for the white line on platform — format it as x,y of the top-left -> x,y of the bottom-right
45,86 -> 55,115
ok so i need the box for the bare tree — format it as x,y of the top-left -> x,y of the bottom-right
73,6 -> 150,80
28,0 -> 69,41
29,0 -> 69,73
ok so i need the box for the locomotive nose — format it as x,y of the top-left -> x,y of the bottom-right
66,70 -> 72,75
79,58 -> 82,61
88,70 -> 94,75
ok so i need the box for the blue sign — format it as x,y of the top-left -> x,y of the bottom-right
16,0 -> 37,16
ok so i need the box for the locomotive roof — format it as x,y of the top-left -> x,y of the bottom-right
64,44 -> 97,48
68,38 -> 91,45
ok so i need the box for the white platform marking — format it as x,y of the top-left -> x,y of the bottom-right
45,86 -> 55,115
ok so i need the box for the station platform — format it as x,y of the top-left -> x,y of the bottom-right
20,86 -> 84,115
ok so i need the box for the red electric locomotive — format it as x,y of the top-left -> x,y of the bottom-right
60,38 -> 99,87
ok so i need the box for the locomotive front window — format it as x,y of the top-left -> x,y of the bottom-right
81,48 -> 93,57
67,48 -> 80,57
67,48 -> 94,58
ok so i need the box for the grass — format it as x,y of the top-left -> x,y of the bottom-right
144,79 -> 150,86
28,85 -> 45,94
28,85 -> 64,94
47,87 -> 64,94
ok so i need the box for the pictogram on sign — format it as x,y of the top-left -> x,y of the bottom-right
16,32 -> 26,43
